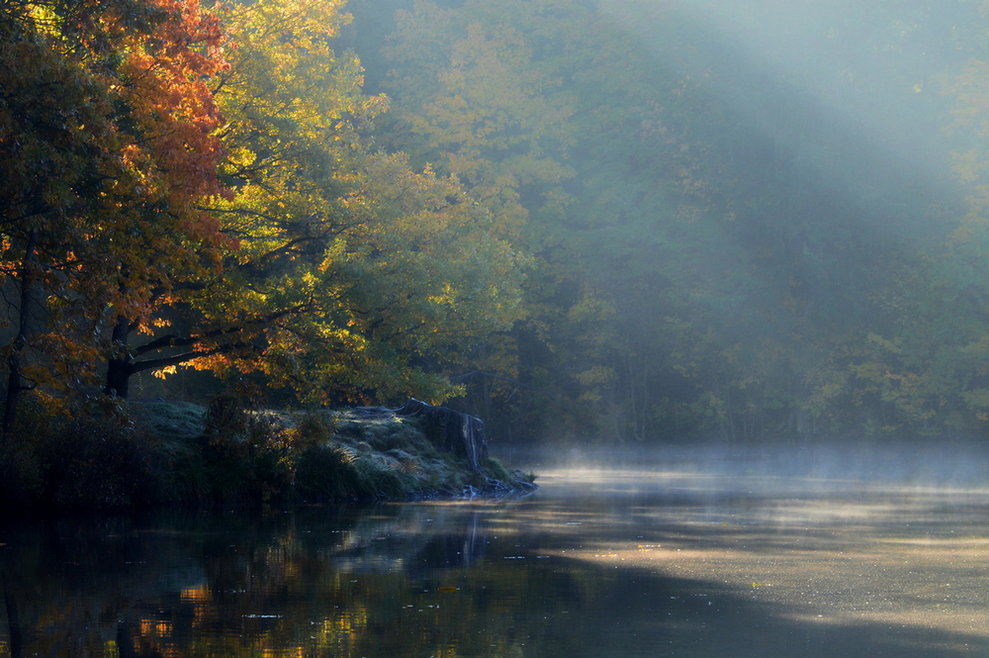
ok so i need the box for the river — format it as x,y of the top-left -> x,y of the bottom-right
3,454 -> 989,656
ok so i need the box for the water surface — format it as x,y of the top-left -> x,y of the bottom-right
3,464 -> 989,656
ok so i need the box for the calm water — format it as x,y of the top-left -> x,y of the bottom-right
4,461 -> 989,657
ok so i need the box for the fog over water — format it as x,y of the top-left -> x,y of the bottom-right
7,460 -> 989,657
496,438 -> 989,493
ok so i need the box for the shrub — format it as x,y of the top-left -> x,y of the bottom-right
295,444 -> 360,502
480,456 -> 512,483
199,393 -> 292,507
295,443 -> 422,502
41,416 -> 160,510
0,440 -> 43,510
290,411 -> 335,451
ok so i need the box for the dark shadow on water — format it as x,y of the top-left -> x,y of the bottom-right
1,470 -> 988,656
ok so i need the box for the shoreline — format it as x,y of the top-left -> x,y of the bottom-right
0,398 -> 537,516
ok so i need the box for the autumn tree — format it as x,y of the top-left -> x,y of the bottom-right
99,0 -> 231,398
106,0 -> 525,405
0,0 -> 229,432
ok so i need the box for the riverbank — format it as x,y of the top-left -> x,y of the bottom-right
0,396 -> 536,514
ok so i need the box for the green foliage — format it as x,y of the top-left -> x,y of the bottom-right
12,0 -> 989,447
344,0 -> 989,443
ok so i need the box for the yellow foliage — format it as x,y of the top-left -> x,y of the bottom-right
152,365 -> 178,380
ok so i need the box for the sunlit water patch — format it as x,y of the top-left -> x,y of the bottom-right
3,462 -> 989,656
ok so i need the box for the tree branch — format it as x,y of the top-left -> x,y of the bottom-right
127,346 -> 232,375
131,303 -> 310,357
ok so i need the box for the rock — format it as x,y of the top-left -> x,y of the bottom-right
393,399 -> 488,472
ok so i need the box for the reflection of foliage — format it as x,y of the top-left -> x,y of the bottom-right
0,505 -> 593,657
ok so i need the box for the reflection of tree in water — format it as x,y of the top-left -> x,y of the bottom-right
4,498 -> 984,657
321,503 -> 487,572
418,510 -> 487,569
0,506 -> 551,657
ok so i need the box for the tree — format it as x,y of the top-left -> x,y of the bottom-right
99,0 -> 232,397
0,0 -> 229,431
106,0 -> 525,405
360,0 -> 972,442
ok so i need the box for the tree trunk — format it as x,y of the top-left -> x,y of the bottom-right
4,352 -> 25,437
3,231 -> 39,438
3,577 -> 22,658
104,315 -> 134,398
104,357 -> 132,398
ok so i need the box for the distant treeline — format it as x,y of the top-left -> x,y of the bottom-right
3,0 -> 989,444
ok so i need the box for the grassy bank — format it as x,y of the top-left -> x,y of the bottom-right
0,396 -> 536,514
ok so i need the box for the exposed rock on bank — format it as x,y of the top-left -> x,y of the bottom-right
134,398 -> 535,507
352,398 -> 488,471
300,399 -> 535,502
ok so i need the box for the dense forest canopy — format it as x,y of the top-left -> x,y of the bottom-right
3,0 -> 989,444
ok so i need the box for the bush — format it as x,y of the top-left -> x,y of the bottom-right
290,411 -> 335,451
480,456 -> 512,483
0,395 -> 163,512
295,444 -> 357,502
41,417 -> 160,510
0,440 -> 43,510
199,393 -> 293,507
295,443 -> 422,502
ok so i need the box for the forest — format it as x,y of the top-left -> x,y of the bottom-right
3,0 -> 989,451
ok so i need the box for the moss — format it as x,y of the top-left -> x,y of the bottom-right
130,399 -> 207,443
480,456 -> 512,483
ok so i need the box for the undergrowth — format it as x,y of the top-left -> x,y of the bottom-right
0,393 -> 535,514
